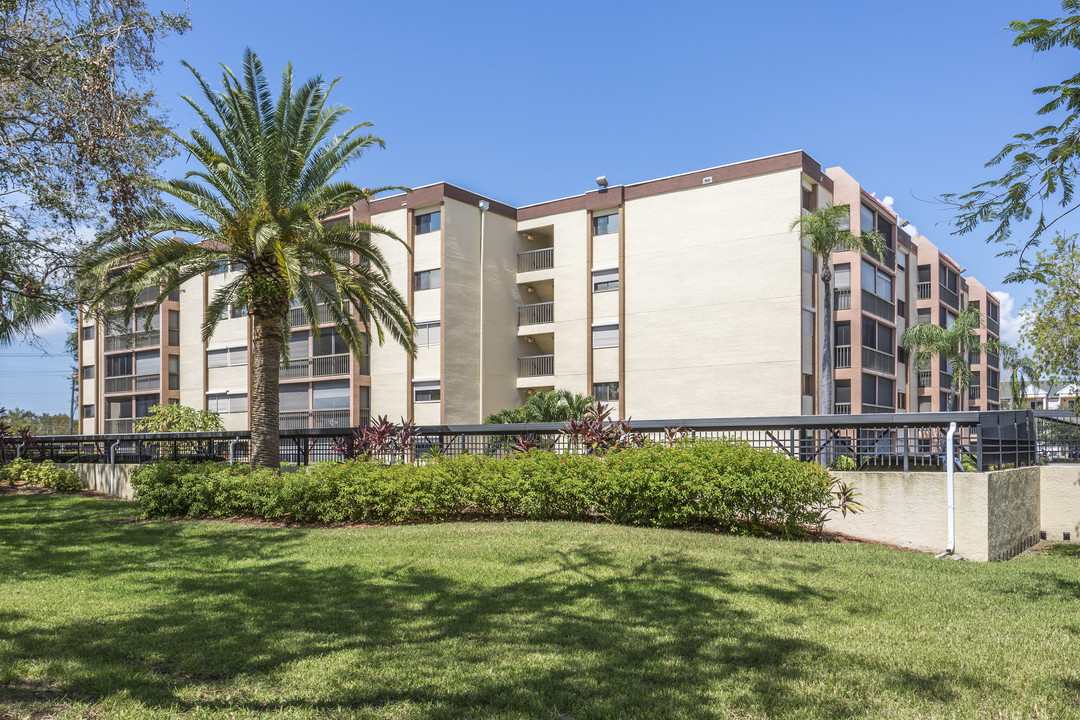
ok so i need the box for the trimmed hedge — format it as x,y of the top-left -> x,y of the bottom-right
130,440 -> 832,535
0,459 -> 83,491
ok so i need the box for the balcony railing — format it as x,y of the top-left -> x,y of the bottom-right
940,372 -> 954,389
289,305 -> 335,327
278,408 -> 352,430
862,403 -> 895,414
918,370 -> 932,388
880,246 -> 896,270
833,288 -> 851,310
940,285 -> 960,309
986,353 -> 1000,369
835,345 -> 851,369
861,290 -> 895,321
104,373 -> 160,394
861,346 -> 895,374
104,330 -> 159,352
988,387 -> 1000,402
517,247 -> 554,273
968,350 -> 981,365
136,287 -> 160,305
834,403 -> 851,415
987,316 -> 1000,336
969,385 -> 981,400
917,282 -> 932,300
518,302 -> 554,326
104,419 -> 134,434
518,354 -> 554,378
279,353 -> 351,379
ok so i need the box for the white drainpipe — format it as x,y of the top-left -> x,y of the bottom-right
109,440 -> 121,497
937,422 -> 958,558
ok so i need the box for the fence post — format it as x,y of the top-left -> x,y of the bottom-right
902,425 -> 909,473
976,420 -> 985,472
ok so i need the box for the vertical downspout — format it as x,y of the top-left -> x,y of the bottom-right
937,421 -> 958,558
478,201 -> 489,418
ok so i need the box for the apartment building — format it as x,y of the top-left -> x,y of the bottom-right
77,150 -> 1004,432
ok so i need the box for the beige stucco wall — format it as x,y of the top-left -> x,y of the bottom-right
178,274 -> 206,411
829,467 -> 1040,561
71,462 -> 137,500
1039,464 -> 1080,541
369,206 -> 411,421
622,168 -> 805,418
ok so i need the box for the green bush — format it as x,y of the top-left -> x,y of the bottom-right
130,441 -> 833,535
830,455 -> 858,471
0,459 -> 82,491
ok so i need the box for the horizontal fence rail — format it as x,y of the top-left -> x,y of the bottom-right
5,411 -> 1044,471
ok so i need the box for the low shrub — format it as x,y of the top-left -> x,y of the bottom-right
830,455 -> 858,471
0,459 -> 82,491
130,440 -> 834,535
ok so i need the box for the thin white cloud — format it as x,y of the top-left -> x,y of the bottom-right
991,290 -> 1026,347
882,195 -> 895,209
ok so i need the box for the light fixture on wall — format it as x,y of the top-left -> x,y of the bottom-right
526,286 -> 534,293
596,176 -> 609,189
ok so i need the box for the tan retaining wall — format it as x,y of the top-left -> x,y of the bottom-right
1039,464 -> 1080,542
828,467 -> 1040,562
69,463 -> 137,500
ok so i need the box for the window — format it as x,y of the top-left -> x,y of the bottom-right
834,264 -> 851,289
801,310 -> 814,336
941,392 -> 952,410
289,330 -> 309,360
592,212 -> 618,236
861,260 -> 893,300
836,380 -> 852,406
169,310 -> 180,346
594,382 -> 619,402
279,384 -> 309,411
107,398 -> 132,419
917,264 -> 931,284
918,396 -> 932,413
414,211 -> 441,235
592,268 -> 619,293
989,370 -> 999,389
860,204 -> 875,236
207,346 -> 248,368
897,391 -> 907,409
862,374 -> 894,411
414,268 -> 441,291
940,308 -> 956,328
835,321 -> 851,346
82,365 -> 94,380
106,354 -> 133,377
802,186 -> 814,212
313,380 -> 350,410
877,217 -> 894,247
82,404 -> 95,419
313,328 -> 348,357
135,350 -> 159,376
210,260 -> 228,275
989,302 -> 999,322
802,373 -> 813,396
592,324 -> 619,349
969,300 -> 980,313
917,308 -> 931,325
81,326 -> 95,340
897,253 -> 907,272
230,304 -> 248,318
416,321 -> 440,347
861,317 -> 894,353
897,299 -> 906,319
207,393 -> 247,414
413,380 -> 441,403
134,394 -> 157,418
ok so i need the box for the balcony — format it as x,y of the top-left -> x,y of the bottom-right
517,248 -> 554,273
986,353 -> 1000,369
105,419 -> 134,433
104,330 -> 159,352
518,354 -> 554,378
833,288 -> 851,310
279,353 -> 352,379
104,373 -> 159,394
861,290 -> 895,321
136,287 -> 159,305
289,305 -> 335,327
834,403 -> 851,415
940,284 -> 960,309
278,408 -> 351,430
835,345 -> 851,369
918,370 -> 932,388
880,246 -> 896,270
518,302 -> 554,326
940,372 -> 954,389
988,387 -> 1000,402
861,346 -> 895,374
968,349 -> 981,366
917,282 -> 932,300
987,315 -> 1000,336
969,385 -> 981,400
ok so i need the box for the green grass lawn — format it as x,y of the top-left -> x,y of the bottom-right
1,494 -> 1078,720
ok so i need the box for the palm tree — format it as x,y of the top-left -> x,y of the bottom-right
81,50 -> 415,468
997,343 -> 1039,409
901,304 -> 987,411
791,205 -> 885,414
484,389 -> 595,424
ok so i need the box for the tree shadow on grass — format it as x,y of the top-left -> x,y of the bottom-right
0,496 -> 1049,719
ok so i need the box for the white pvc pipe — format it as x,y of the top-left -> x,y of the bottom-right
945,421 -> 957,555
109,440 -> 121,497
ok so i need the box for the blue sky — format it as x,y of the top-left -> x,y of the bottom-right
1,0 -> 1073,414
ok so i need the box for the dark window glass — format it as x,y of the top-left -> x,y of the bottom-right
836,380 -> 851,404
835,321 -> 851,346
593,382 -> 619,402
106,354 -> 133,377
917,265 -> 931,284
414,269 -> 441,291
414,211 -> 441,235
592,212 -> 618,236
81,326 -> 95,340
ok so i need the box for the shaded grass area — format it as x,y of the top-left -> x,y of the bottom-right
0,494 -> 1078,719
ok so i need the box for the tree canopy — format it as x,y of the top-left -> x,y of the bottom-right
0,0 -> 188,344
1018,233 -> 1080,381
945,1 -> 1080,277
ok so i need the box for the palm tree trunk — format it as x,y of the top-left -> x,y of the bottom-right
250,312 -> 282,468
821,279 -> 834,415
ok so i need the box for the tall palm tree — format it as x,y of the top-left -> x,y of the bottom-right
997,343 -> 1039,409
791,205 -> 885,414
81,50 -> 416,468
901,304 -> 986,411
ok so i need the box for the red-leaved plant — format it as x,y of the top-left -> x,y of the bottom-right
562,401 -> 645,456
333,416 -> 419,463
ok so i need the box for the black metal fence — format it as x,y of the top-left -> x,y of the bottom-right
3,410 -> 1043,472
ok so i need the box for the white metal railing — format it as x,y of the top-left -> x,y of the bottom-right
835,345 -> 851,369
518,302 -> 554,326
104,374 -> 159,394
833,288 -> 851,310
280,354 -> 351,379
517,248 -> 554,273
290,305 -> 335,327
917,282 -> 932,299
918,370 -> 932,388
834,403 -> 851,415
104,330 -> 159,352
278,409 -> 351,429
518,354 -> 554,378
969,385 -> 981,400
